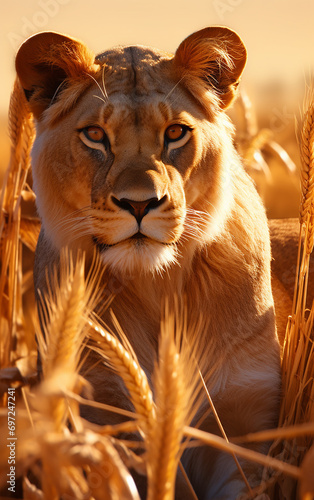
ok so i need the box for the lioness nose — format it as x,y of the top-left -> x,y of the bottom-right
112,195 -> 166,224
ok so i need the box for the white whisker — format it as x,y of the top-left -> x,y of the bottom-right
101,66 -> 109,101
85,72 -> 109,103
164,76 -> 185,102
93,95 -> 107,104
49,206 -> 93,237
50,80 -> 67,106
181,206 -> 214,243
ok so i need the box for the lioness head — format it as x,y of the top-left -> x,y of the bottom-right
16,27 -> 246,274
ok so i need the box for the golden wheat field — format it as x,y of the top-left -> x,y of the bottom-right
0,74 -> 314,500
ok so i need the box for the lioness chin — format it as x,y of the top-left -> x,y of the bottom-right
16,26 -> 281,499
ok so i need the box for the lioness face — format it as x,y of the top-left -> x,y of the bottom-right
16,29 -> 247,274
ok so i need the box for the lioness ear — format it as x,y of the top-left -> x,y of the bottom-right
15,31 -> 96,118
174,26 -> 247,109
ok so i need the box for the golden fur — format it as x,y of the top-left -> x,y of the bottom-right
16,27 -> 281,499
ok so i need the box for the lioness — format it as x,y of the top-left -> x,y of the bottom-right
16,27 -> 281,499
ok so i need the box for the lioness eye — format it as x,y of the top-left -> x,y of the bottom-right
164,124 -> 192,151
83,126 -> 106,143
165,124 -> 187,142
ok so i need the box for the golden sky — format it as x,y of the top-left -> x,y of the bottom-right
2,0 -> 314,113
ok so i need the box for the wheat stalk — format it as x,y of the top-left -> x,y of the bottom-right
0,77 -> 35,372
146,303 -> 203,500
184,426 -> 301,480
39,252 -> 86,378
35,250 -> 107,434
265,83 -> 314,500
19,215 -> 41,252
7,78 -> 29,149
24,249 -> 90,500
299,85 -> 314,228
197,370 -> 254,498
19,427 -> 141,500
87,316 -> 155,433
233,422 -> 314,444
280,85 -> 314,431
146,316 -> 186,500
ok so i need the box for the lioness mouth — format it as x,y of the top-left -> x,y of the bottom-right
130,232 -> 147,240
92,232 -> 148,251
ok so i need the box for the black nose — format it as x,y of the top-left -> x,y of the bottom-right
112,195 -> 167,224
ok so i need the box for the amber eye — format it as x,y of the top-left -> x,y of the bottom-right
165,124 -> 190,143
83,126 -> 106,143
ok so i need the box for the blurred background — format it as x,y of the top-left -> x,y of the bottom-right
2,0 -> 314,217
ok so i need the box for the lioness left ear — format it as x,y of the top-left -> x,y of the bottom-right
174,26 -> 247,109
15,31 -> 97,119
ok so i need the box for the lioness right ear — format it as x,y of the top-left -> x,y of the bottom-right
174,26 -> 247,109
15,31 -> 96,119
